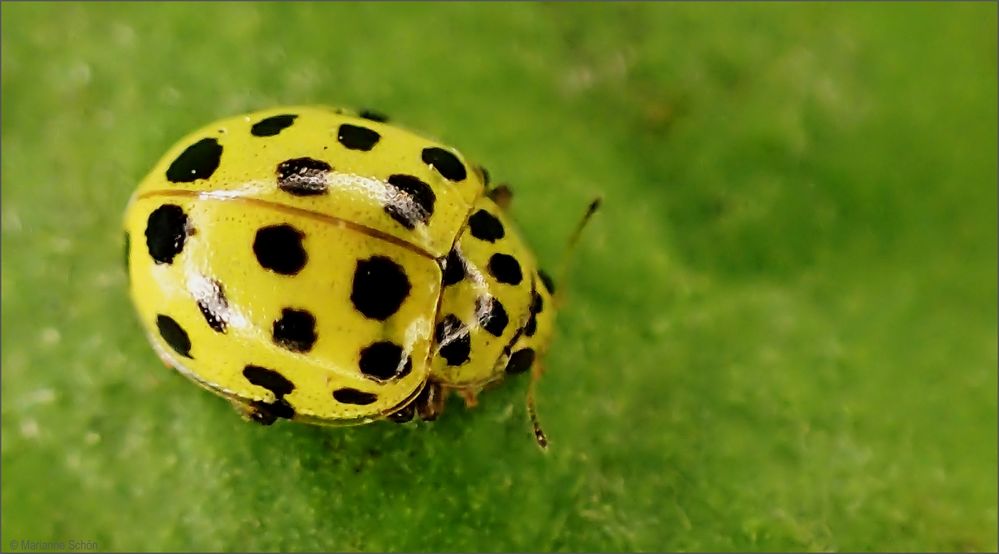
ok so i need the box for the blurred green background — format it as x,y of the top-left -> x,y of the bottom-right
2,2 -> 996,552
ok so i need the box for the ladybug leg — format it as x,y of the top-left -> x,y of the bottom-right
387,402 -> 416,424
413,380 -> 447,421
486,184 -> 513,211
531,359 -> 548,378
387,382 -> 446,424
457,388 -> 479,408
228,398 -> 275,425
228,396 -> 293,426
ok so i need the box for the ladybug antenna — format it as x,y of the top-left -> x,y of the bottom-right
554,197 -> 602,307
527,367 -> 549,450
526,197 -> 600,451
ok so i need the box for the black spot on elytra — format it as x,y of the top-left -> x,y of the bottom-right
166,137 -> 222,183
145,204 -> 189,264
272,308 -> 317,352
422,147 -> 467,181
468,209 -> 505,242
196,279 -> 229,333
253,224 -> 307,275
156,314 -> 192,358
358,341 -> 413,381
442,248 -> 466,286
277,157 -> 331,196
524,312 -> 538,337
476,296 -> 508,337
351,256 -> 411,320
337,123 -> 380,151
525,288 -> 544,337
436,314 -> 471,366
505,348 -> 535,375
333,388 -> 378,405
538,270 -> 556,294
488,253 -> 523,285
251,114 -> 297,137
243,364 -> 295,398
359,109 -> 388,122
384,174 -> 436,229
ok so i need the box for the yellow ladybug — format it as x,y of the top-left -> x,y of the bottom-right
123,106 -> 597,447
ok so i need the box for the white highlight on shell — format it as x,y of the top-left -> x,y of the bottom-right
183,257 -> 249,331
195,180 -> 272,199
402,316 -> 431,375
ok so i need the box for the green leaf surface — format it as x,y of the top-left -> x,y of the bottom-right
2,2 -> 996,552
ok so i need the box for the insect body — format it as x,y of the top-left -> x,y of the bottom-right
123,106 -> 567,440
